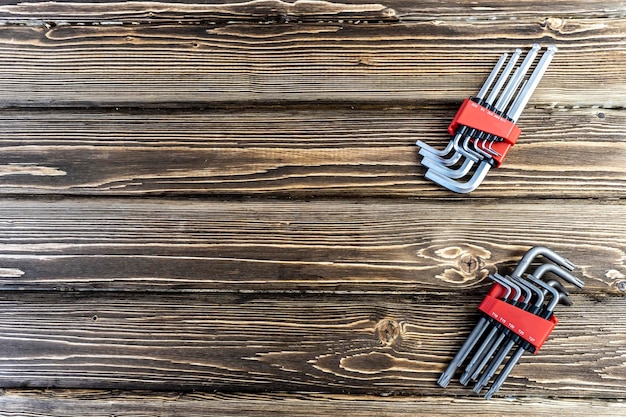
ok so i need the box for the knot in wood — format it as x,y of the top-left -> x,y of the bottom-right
459,254 -> 481,275
541,17 -> 565,30
375,319 -> 401,346
381,7 -> 397,19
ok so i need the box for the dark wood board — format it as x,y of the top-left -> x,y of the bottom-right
0,20 -> 623,107
0,291 -> 621,398
0,199 -> 622,294
1,390 -> 625,417
0,0 -> 625,22
0,107 -> 623,198
0,0 -> 624,414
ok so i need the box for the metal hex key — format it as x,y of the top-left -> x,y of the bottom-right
471,267 -> 580,396
421,47 -> 527,177
418,44 -> 544,182
419,50 -> 519,170
417,45 -> 558,193
437,246 -> 575,387
416,51 -> 511,164
472,278 -> 565,395
436,274 -> 513,388
461,263 -> 579,386
436,246 -> 583,398
459,274 -> 539,385
482,279 -> 573,399
425,45 -> 555,193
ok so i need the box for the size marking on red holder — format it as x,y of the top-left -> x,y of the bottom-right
478,295 -> 558,353
448,98 -> 522,144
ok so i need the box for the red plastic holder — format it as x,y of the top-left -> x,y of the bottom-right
447,98 -> 522,168
478,283 -> 558,353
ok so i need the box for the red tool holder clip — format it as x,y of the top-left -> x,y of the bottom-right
478,283 -> 558,353
447,98 -> 522,168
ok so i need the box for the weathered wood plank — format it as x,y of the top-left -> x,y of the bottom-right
0,292 -> 620,397
0,0 -> 624,23
0,199 -> 623,294
1,390 -> 626,417
0,0 -> 399,23
0,107 -> 623,198
0,0 -> 621,413
0,20 -> 623,107
393,0 -> 626,21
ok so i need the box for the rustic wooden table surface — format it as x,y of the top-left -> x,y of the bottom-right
0,0 -> 624,415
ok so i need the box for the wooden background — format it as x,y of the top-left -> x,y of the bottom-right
0,0 -> 624,415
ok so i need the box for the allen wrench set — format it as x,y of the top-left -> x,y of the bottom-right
412,45 -> 587,398
437,246 -> 584,399
416,44 -> 557,193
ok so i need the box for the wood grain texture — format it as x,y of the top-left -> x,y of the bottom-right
0,199 -> 623,294
0,0 -> 624,22
0,0 -> 399,23
1,390 -> 626,417
0,20 -> 623,107
0,107 -> 623,198
0,0 -> 624,413
0,291 -> 621,397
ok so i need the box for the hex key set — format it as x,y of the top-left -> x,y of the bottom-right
416,44 -> 557,193
437,246 -> 584,399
